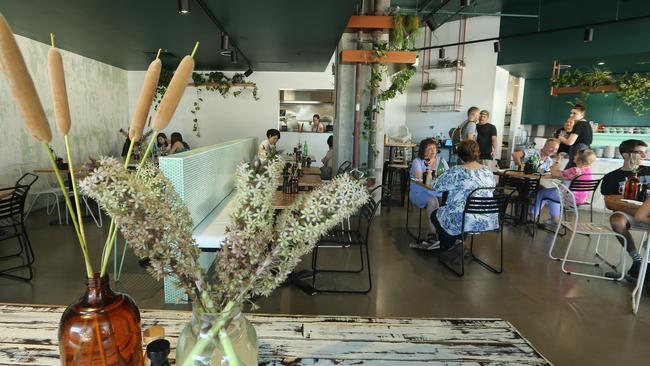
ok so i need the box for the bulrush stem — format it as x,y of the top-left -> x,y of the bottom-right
64,135 -> 89,257
43,142 -> 93,278
99,133 -> 156,277
181,301 -> 240,366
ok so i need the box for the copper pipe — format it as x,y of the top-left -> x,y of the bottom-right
353,63 -> 361,168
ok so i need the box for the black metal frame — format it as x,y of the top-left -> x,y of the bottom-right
0,173 -> 38,281
336,161 -> 352,176
439,187 -> 508,277
534,174 -> 603,236
500,172 -> 541,235
310,194 -> 379,294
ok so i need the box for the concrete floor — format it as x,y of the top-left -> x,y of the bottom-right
1,206 -> 649,365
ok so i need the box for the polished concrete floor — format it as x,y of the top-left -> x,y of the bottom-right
1,206 -> 649,365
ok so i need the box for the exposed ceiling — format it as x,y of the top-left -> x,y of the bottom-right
0,0 -> 360,72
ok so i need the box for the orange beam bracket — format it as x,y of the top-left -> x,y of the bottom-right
341,50 -> 416,64
347,16 -> 394,29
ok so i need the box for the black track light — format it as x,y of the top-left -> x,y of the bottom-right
439,48 -> 445,59
230,50 -> 238,63
221,33 -> 230,51
461,0 -> 471,6
244,68 -> 253,77
178,0 -> 191,15
584,27 -> 594,42
425,16 -> 437,31
493,41 -> 501,53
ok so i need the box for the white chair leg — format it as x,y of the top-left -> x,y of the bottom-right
633,233 -> 650,314
548,222 -> 564,260
561,233 -> 627,281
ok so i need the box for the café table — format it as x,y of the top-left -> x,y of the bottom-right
303,166 -> 321,175
272,191 -> 303,209
0,303 -> 551,365
277,174 -> 322,190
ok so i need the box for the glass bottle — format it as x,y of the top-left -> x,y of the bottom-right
436,159 -> 446,177
623,173 -> 640,200
282,167 -> 290,194
58,273 -> 143,366
176,305 -> 258,366
425,170 -> 433,185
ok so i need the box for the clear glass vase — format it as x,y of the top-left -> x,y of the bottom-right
176,304 -> 258,366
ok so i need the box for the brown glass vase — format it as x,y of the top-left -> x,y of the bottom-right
58,273 -> 144,366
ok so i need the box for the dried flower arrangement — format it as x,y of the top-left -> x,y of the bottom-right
80,155 -> 369,364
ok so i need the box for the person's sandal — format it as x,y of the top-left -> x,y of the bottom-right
410,239 -> 441,251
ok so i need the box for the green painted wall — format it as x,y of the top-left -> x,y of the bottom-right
521,78 -> 650,126
0,33 -> 128,188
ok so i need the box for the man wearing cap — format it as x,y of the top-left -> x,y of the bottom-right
476,109 -> 498,169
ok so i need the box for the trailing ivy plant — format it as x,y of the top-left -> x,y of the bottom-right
616,72 -> 650,116
422,80 -> 437,91
154,69 -> 258,137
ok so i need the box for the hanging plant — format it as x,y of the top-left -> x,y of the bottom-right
190,89 -> 202,137
153,68 -> 174,110
422,80 -> 437,91
616,72 -> 650,116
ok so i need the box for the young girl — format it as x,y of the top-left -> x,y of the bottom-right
169,132 -> 190,154
156,133 -> 169,156
532,149 -> 597,226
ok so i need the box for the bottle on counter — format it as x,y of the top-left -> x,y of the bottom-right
146,339 -> 171,366
303,140 -> 308,156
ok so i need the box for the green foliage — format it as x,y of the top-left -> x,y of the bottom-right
436,58 -> 465,69
422,80 -> 437,91
390,13 -> 419,50
616,73 -> 650,116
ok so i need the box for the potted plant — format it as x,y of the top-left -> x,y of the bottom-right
422,80 -> 437,91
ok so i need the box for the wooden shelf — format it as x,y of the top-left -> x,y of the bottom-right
340,50 -> 416,64
550,84 -> 617,96
347,15 -> 394,29
188,82 -> 255,87
420,104 -> 461,112
423,66 -> 465,73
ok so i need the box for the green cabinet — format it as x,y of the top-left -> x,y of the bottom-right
521,78 -> 650,126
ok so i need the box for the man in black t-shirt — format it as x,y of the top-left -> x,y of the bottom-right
557,104 -> 593,169
476,110 -> 498,168
601,139 -> 649,280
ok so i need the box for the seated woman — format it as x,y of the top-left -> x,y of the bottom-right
320,135 -> 334,180
532,149 -> 596,226
169,132 -> 190,154
408,138 -> 450,250
426,140 -> 498,251
155,132 -> 169,156
258,129 -> 281,161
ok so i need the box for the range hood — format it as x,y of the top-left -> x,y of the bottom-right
280,89 -> 334,104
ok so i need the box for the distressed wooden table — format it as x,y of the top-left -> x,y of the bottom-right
272,191 -> 304,209
0,303 -> 551,365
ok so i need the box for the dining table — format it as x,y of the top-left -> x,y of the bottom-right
0,186 -> 14,200
277,174 -> 322,190
0,303 -> 551,365
272,191 -> 303,209
303,166 -> 321,175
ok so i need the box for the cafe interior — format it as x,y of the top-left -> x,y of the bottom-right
1,0 -> 650,365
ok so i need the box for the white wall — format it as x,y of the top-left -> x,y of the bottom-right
397,17 -> 503,146
126,66 -> 335,152
0,34 -> 128,187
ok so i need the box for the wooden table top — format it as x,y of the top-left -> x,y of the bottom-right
385,142 -> 417,148
303,166 -> 321,175
495,170 -> 555,180
277,174 -> 322,188
0,303 -> 550,365
272,191 -> 303,209
604,194 -> 644,214
0,187 -> 14,199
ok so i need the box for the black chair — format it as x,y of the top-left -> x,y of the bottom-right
501,173 -> 541,233
336,161 -> 352,176
535,174 -> 603,236
439,187 -> 508,277
0,174 -> 38,281
310,194 -> 379,294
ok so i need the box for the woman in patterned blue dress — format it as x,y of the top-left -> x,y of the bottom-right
427,140 -> 499,251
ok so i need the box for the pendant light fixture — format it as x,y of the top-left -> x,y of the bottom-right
439,48 -> 445,59
221,33 -> 230,51
178,0 -> 191,15
230,50 -> 238,63
461,0 -> 471,6
244,68 -> 253,77
584,27 -> 594,42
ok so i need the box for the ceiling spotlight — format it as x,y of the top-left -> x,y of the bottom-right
230,50 -> 238,63
584,27 -> 594,42
425,16 -> 437,31
597,61 -> 605,65
178,0 -> 191,14
558,64 -> 572,69
493,41 -> 501,53
244,68 -> 253,77
439,48 -> 445,59
461,0 -> 471,6
221,33 -> 230,51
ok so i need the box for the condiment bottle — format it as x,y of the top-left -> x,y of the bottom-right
146,339 -> 171,366
624,174 -> 640,200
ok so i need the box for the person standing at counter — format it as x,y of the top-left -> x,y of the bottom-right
557,104 -> 592,169
476,110 -> 498,168
553,118 -> 575,155
258,128 -> 281,161
311,114 -> 325,133
601,139 -> 649,280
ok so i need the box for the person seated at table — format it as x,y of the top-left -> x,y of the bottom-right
320,135 -> 334,180
155,132 -> 170,156
554,118 -> 575,155
258,129 -> 281,161
409,138 -> 449,250
511,138 -> 560,173
635,197 -> 650,225
602,139 -> 649,280
422,140 -> 497,251
169,132 -> 190,154
531,149 -> 596,227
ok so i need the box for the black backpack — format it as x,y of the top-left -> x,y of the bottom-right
449,120 -> 470,144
